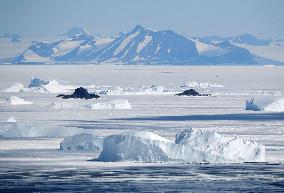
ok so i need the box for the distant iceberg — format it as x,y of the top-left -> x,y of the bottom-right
60,133 -> 101,151
3,83 -> 24,93
5,96 -> 33,105
245,97 -> 284,112
98,129 -> 265,163
28,77 -> 49,88
0,121 -> 83,137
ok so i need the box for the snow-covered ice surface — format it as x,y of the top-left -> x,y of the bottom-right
0,65 -> 284,192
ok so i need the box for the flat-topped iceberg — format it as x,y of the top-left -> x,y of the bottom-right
98,129 -> 265,163
0,121 -> 83,137
60,133 -> 101,151
5,96 -> 33,105
245,97 -> 284,112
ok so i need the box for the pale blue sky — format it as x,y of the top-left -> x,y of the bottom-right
0,0 -> 283,38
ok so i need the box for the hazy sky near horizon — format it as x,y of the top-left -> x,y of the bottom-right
0,0 -> 283,38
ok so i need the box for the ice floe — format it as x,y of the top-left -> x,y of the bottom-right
181,81 -> 224,89
5,96 -> 33,105
98,85 -> 171,96
88,100 -> 131,110
60,133 -> 101,151
41,102 -> 74,109
245,97 -> 284,112
98,128 -> 265,163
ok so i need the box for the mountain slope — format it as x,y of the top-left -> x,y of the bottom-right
90,25 -> 198,64
11,25 -> 284,65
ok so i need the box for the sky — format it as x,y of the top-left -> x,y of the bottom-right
0,0 -> 283,38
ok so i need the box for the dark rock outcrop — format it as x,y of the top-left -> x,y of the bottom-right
57,87 -> 100,99
175,89 -> 210,96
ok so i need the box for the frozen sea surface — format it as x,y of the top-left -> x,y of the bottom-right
0,65 -> 284,192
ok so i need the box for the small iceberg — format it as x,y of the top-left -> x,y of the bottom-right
245,97 -> 284,112
7,117 -> 16,123
5,96 -> 33,105
98,129 -> 265,163
60,133 -> 101,151
28,76 -> 49,88
3,83 -> 24,93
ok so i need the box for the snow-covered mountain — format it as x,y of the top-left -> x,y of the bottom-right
7,25 -> 284,65
92,25 -> 199,64
15,33 -> 102,63
59,26 -> 93,37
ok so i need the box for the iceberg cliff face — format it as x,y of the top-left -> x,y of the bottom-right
98,129 -> 265,163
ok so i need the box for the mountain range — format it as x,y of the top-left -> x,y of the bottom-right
1,25 -> 283,65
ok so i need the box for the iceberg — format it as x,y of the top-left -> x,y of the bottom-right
60,133 -> 101,151
7,117 -> 16,123
3,83 -> 24,92
245,97 -> 284,112
0,121 -> 83,137
98,129 -> 265,163
28,76 -> 49,88
5,96 -> 33,105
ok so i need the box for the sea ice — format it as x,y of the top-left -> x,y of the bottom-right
98,85 -> 168,96
88,100 -> 131,110
98,129 -> 265,163
60,133 -> 101,151
5,96 -> 33,105
181,81 -> 224,89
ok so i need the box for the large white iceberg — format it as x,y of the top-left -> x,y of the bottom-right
88,100 -> 131,110
5,96 -> 33,105
98,129 -> 265,163
245,97 -> 284,112
60,133 -> 101,151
